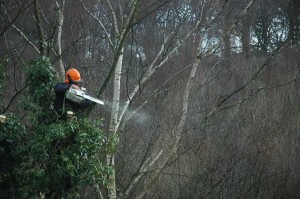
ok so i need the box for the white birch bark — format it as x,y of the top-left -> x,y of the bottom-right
82,0 -> 254,198
103,1 -> 140,198
135,51 -> 200,199
119,4 -> 207,198
56,0 -> 65,79
115,12 -> 204,133
127,1 -> 256,197
109,49 -> 123,133
107,47 -> 123,199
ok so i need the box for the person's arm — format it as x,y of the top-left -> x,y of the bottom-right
55,83 -> 80,93
54,83 -> 70,94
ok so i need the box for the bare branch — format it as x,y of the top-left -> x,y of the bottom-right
122,150 -> 163,198
80,0 -> 116,52
87,0 -> 141,115
0,0 -> 32,37
33,0 -> 45,55
115,4 -> 206,132
105,0 -> 120,35
12,24 -> 40,54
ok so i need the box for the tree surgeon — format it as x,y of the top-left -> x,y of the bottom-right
54,68 -> 92,118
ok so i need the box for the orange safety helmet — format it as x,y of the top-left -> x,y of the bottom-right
65,68 -> 83,84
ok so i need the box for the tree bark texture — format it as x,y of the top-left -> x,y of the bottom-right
33,0 -> 45,56
56,0 -> 65,79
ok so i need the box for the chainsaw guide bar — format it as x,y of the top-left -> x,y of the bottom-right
66,88 -> 104,105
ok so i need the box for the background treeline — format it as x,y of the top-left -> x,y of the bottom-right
1,0 -> 300,198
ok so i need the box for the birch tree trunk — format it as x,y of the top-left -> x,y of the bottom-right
56,0 -> 65,79
130,1 -> 256,197
82,0 -> 255,197
104,1 -> 140,198
107,47 -> 124,199
82,0 -> 140,197
135,47 -> 201,199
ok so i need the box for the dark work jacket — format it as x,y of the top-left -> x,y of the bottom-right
54,83 -> 92,116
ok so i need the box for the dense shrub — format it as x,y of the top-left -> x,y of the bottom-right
0,57 -> 113,199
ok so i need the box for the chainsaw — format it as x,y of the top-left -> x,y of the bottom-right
66,87 -> 104,105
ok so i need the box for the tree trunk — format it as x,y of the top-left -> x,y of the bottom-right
241,15 -> 251,58
135,50 -> 200,199
223,1 -> 231,67
33,0 -> 45,56
288,0 -> 300,44
107,48 -> 124,199
56,0 -> 65,79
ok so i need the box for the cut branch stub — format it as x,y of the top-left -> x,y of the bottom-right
0,115 -> 6,123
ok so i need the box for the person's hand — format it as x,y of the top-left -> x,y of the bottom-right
70,84 -> 80,90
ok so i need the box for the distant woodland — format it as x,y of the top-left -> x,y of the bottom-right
1,0 -> 300,198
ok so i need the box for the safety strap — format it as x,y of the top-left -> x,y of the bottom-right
62,93 -> 66,115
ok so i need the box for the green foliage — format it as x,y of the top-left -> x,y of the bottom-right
0,117 -> 110,199
21,57 -> 58,123
16,57 -> 57,124
106,133 -> 119,154
0,114 -> 29,198
0,57 -> 114,199
26,56 -> 57,107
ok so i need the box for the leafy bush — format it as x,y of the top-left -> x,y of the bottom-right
0,57 -> 113,199
26,57 -> 57,107
21,57 -> 58,124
